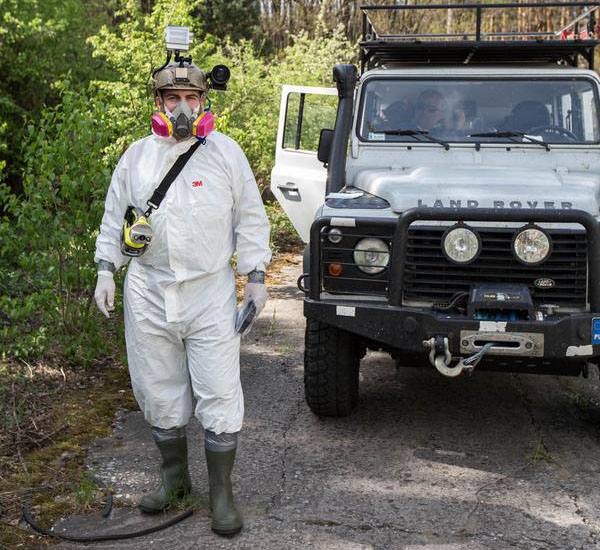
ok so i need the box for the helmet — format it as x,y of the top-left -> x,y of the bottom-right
150,62 -> 208,96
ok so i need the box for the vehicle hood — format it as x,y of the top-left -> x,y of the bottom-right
352,165 -> 600,214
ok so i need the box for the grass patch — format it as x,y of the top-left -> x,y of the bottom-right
264,307 -> 279,337
75,472 -> 99,508
179,493 -> 205,511
530,434 -> 554,464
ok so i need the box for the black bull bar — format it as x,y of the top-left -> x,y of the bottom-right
309,207 -> 600,310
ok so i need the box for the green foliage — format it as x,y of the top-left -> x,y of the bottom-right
283,93 -> 338,151
0,83 -> 127,362
0,0 -> 101,111
207,30 -> 355,189
0,0 -> 115,191
87,0 -> 355,189
530,434 -> 554,463
274,24 -> 356,88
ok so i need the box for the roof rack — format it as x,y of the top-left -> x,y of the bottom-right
360,2 -> 600,71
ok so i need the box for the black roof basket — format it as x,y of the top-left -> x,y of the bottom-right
360,2 -> 600,72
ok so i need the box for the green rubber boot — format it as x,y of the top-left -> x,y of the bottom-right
139,434 -> 191,513
205,448 -> 243,535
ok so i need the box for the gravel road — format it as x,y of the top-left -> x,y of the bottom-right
55,257 -> 600,550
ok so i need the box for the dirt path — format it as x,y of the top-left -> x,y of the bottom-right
55,257 -> 600,549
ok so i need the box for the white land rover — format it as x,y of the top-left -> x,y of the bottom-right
271,2 -> 600,416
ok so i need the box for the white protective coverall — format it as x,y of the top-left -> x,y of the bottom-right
95,132 -> 271,434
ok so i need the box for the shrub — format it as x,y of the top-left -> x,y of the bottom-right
0,83 -> 130,363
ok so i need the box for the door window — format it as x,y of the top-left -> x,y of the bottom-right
283,92 -> 338,152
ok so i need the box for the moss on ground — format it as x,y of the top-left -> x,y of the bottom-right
0,351 -> 136,549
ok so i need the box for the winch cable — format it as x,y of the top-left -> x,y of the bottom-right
463,342 -> 496,368
22,478 -> 193,542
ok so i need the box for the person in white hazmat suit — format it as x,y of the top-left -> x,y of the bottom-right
93,60 -> 271,536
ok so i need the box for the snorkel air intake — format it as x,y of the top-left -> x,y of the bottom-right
326,64 -> 358,194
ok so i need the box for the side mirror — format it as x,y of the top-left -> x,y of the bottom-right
317,129 -> 334,166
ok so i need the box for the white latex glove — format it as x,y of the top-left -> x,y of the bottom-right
94,270 -> 116,318
243,282 -> 267,317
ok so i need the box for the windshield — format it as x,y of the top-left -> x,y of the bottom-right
359,78 -> 600,145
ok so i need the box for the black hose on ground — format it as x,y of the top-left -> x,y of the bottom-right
21,481 -> 194,542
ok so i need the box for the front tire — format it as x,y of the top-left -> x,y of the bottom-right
304,319 -> 360,417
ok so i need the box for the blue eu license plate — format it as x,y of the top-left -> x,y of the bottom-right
593,318 -> 600,343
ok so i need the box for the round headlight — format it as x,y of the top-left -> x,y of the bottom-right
442,225 -> 481,264
353,238 -> 390,274
327,228 -> 343,244
512,226 -> 551,265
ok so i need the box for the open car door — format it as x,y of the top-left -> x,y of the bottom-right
271,85 -> 338,243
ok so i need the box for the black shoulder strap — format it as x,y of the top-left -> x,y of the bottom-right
145,139 -> 203,216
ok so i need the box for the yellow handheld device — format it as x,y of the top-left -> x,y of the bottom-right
121,206 -> 153,257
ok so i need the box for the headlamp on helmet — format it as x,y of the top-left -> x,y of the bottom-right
165,26 -> 192,51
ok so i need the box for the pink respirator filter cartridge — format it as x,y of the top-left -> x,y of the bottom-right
151,112 -> 172,138
194,111 -> 215,138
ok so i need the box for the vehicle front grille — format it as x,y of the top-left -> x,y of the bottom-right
403,226 -> 587,307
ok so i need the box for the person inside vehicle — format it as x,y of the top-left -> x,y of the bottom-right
504,100 -> 550,133
410,89 -> 446,131
369,98 -> 411,132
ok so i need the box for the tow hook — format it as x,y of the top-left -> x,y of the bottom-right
297,273 -> 309,293
423,336 -> 495,377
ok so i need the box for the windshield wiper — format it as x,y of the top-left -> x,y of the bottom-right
469,131 -> 550,151
382,129 -> 450,150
